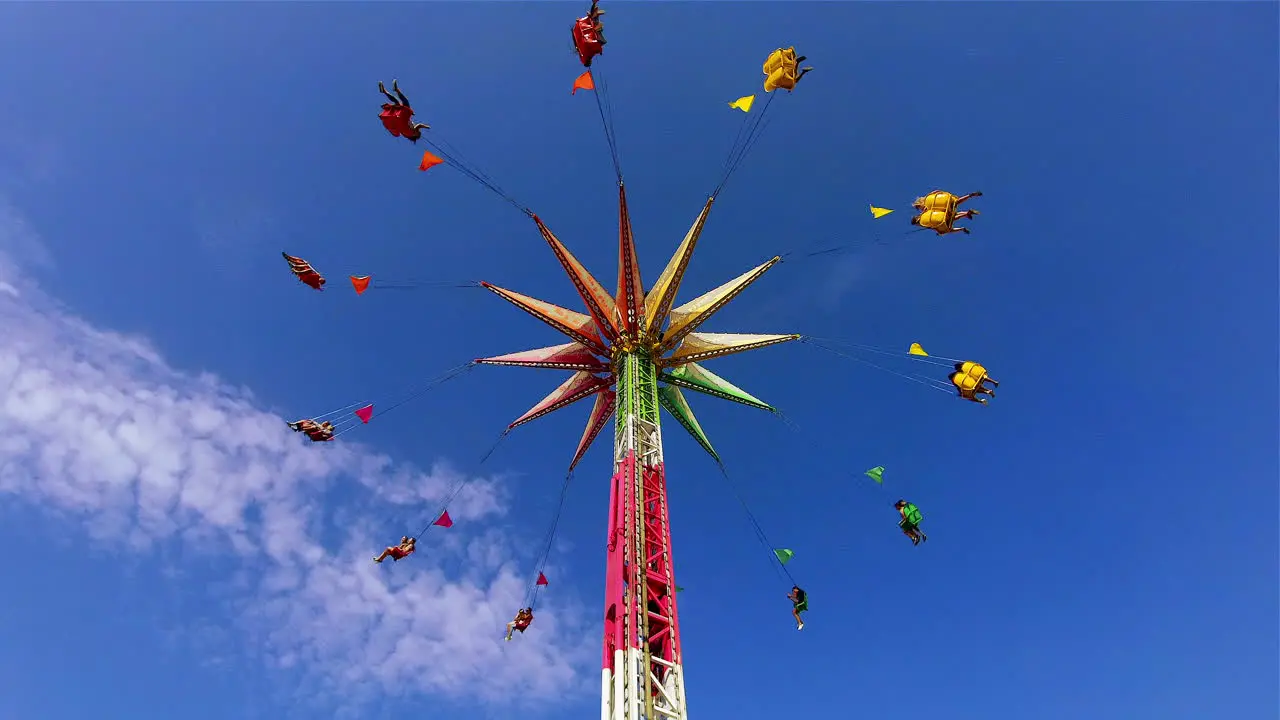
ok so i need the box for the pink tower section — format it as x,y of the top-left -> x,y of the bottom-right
602,450 -> 683,707
602,451 -> 633,670
639,462 -> 681,677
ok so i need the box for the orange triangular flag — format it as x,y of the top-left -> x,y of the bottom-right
419,150 -> 444,172
434,510 -> 453,528
350,275 -> 371,295
536,572 -> 548,586
571,71 -> 595,95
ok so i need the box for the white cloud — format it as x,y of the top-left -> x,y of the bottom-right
0,197 -> 51,276
0,203 -> 595,713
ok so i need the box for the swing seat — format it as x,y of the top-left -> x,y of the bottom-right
572,17 -> 603,66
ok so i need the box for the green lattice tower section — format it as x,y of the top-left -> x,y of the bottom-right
473,190 -> 799,720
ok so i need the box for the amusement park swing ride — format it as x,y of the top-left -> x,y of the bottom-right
283,8 -> 992,719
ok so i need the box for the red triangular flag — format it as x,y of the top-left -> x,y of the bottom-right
433,510 -> 453,528
571,71 -> 595,95
419,150 -> 444,172
536,572 -> 548,586
354,404 -> 373,423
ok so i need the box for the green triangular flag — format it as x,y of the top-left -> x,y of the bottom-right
676,586 -> 685,593
865,466 -> 884,483
773,548 -> 795,565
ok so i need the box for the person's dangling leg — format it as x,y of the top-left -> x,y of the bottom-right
392,79 -> 410,106
378,81 -> 399,105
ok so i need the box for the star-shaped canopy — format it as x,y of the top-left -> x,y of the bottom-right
477,185 -> 799,470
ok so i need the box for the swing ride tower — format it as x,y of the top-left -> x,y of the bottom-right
476,185 -> 798,720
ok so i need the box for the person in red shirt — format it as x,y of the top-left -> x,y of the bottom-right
287,419 -> 335,442
505,607 -> 534,640
378,79 -> 429,143
374,536 -> 417,564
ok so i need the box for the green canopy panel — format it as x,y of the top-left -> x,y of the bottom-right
661,362 -> 775,412
657,385 -> 720,462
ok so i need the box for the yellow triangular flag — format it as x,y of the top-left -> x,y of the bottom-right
728,95 -> 755,113
870,205 -> 894,219
908,342 -> 928,356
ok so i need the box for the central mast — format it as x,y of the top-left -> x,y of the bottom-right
603,349 -> 686,720
475,186 -> 797,720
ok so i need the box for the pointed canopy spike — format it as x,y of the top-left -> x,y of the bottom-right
657,385 -> 720,462
615,184 -> 645,338
510,371 -> 611,429
662,257 -> 781,350
480,282 -> 608,355
569,388 -> 617,471
530,215 -> 620,342
663,362 -> 775,411
476,342 -> 609,372
643,197 -> 715,337
663,332 -> 801,367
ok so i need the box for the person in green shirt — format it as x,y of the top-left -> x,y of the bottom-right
788,586 -> 808,631
895,500 -> 927,545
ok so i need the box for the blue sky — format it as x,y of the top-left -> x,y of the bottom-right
0,2 -> 1275,719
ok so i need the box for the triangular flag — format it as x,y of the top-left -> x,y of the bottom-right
536,572 -> 548,586
354,404 -> 373,423
676,585 -> 685,593
870,205 -> 894,219
728,95 -> 755,112
571,71 -> 595,95
773,548 -> 794,565
419,150 -> 444,172
433,510 -> 453,528
865,466 -> 884,484
908,342 -> 928,357
350,275 -> 371,295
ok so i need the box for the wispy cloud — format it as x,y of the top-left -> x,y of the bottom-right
0,201 -> 594,713
0,196 -> 52,275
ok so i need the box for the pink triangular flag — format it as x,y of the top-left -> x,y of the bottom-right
355,404 -> 373,423
433,510 -> 453,528
536,572 -> 548,586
